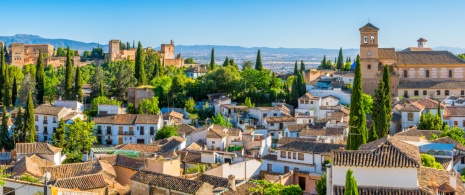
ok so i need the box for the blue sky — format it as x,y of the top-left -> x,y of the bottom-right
2,0 -> 465,49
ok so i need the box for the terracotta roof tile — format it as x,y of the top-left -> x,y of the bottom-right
399,80 -> 465,89
434,157 -> 452,170
44,161 -> 111,181
178,150 -> 202,164
13,154 -> 54,177
277,141 -> 345,154
277,137 -> 316,146
394,127 -> 441,140
396,51 -> 465,65
16,142 -> 62,155
333,185 -> 426,195
359,23 -> 379,30
176,124 -> 197,136
34,105 -> 67,116
416,98 -> 444,109
100,155 -> 144,170
196,174 -> 241,188
207,126 -> 228,139
378,48 -> 396,59
265,116 -> 296,123
285,124 -> 308,132
445,106 -> 465,118
298,93 -> 320,100
419,167 -> 465,194
131,170 -> 210,194
114,144 -> 160,153
150,136 -> 186,153
93,114 -> 160,125
53,173 -> 108,190
299,129 -> 326,137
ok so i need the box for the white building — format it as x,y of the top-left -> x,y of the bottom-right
393,98 -> 445,131
93,114 -> 163,145
264,116 -> 296,139
15,142 -> 64,165
444,106 -> 465,128
249,107 -> 285,127
185,65 -> 207,79
34,103 -> 85,142
97,104 -> 125,115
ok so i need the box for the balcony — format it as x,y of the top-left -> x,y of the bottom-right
118,130 -> 134,135
95,129 -> 102,135
43,130 -> 49,135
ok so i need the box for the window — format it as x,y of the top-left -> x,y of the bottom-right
437,90 -> 441,95
35,115 -> 38,121
363,36 -> 367,43
414,90 -> 419,96
212,141 -> 216,144
53,127 -> 56,133
449,69 -> 453,78
263,113 -> 267,118
300,100 -> 303,104
293,152 -> 296,160
273,113 -> 277,116
371,35 -> 375,43
454,121 -> 458,126
294,168 -> 300,172
310,101 -> 313,104
284,166 -> 289,173
298,153 -> 304,160
404,91 -> 409,98
281,151 -> 286,158
408,113 -> 414,121
463,121 -> 465,127
267,164 -> 272,171
462,90 -> 465,96
140,126 -> 144,135
367,64 -> 371,69
270,123 -> 275,127
445,90 -> 450,96
423,90 -> 427,95
403,70 -> 408,77
287,152 -> 291,159
150,127 -> 155,135
425,70 -> 429,78
53,117 -> 57,123
270,133 -> 275,136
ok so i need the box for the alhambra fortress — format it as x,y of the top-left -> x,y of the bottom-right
360,23 -> 465,99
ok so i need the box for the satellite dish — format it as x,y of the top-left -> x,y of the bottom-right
43,172 -> 51,183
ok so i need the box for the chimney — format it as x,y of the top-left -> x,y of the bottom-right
417,38 -> 427,48
450,171 -> 457,190
326,164 -> 333,195
228,175 -> 236,191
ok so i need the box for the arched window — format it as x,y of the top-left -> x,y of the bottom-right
403,70 -> 408,78
426,70 -> 429,78
371,36 -> 375,43
364,36 -> 367,44
449,69 -> 453,78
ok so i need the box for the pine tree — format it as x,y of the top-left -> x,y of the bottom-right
210,48 -> 215,70
23,92 -> 35,143
64,46 -> 73,100
371,79 -> 388,138
35,49 -> 45,104
347,55 -> 367,150
294,61 -> 299,75
223,57 -> 230,66
337,47 -> 344,70
300,60 -> 305,73
382,65 -> 392,127
0,107 -> 12,149
74,66 -> 83,101
0,46 -> 5,101
255,49 -> 263,70
368,121 -> 378,142
320,55 -> 327,69
344,169 -> 359,195
135,41 -> 146,85
13,107 -> 23,144
99,80 -> 104,97
2,63 -> 10,107
52,119 -> 66,148
12,76 -> 17,106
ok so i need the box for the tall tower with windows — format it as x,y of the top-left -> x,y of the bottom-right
359,23 -> 380,95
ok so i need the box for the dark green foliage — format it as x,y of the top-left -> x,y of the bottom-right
255,49 -> 263,70
23,92 -> 35,142
382,65 -> 392,124
300,60 -> 305,73
13,107 -> 23,143
242,60 -> 253,70
110,62 -> 136,101
2,63 -> 10,107
64,46 -> 73,100
126,42 -> 130,50
52,119 -> 66,148
337,47 -> 344,69
74,66 -> 83,101
56,47 -> 66,57
223,57 -> 230,66
418,111 -> 443,130
0,107 -> 12,149
212,114 -> 231,127
12,76 -> 17,106
210,48 -> 215,70
155,125 -> 178,140
99,80 -> 104,97
135,41 -> 147,85
294,61 -> 299,75
184,58 -> 195,64
249,180 -> 303,195
347,55 -> 367,150
371,79 -> 388,138
440,126 -> 465,144
319,55 -> 328,69
344,169 -> 359,195
316,172 -> 327,195
0,46 -> 5,102
368,121 -> 378,142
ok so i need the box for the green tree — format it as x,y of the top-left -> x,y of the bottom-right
99,80 -> 104,97
12,107 -> 23,144
2,63 -> 10,107
294,61 -> 299,75
64,47 -> 73,100
212,114 -> 231,127
368,121 -> 378,142
249,180 -> 303,195
440,126 -> 465,144
371,79 -> 388,137
35,50 -> 45,104
184,57 -> 196,64
18,74 -> 36,106
155,125 -> 178,140
223,57 -> 230,66
135,41 -> 147,85
65,118 -> 96,155
242,60 -> 253,70
74,66 -> 83,102
56,47 -> 66,57
23,92 -> 35,142
457,54 -> 465,60
0,47 -> 5,103
210,48 -> 215,70
418,111 -> 443,130
109,62 -> 136,101
12,76 -> 17,106
138,96 -> 160,114
244,97 -> 255,107
421,153 -> 443,170
316,172 -> 327,195
0,107 -> 12,149
348,55 -> 367,150
52,119 -> 66,148
344,169 -> 359,195
319,55 -> 327,69
86,96 -> 121,117
382,65 -> 392,124
255,49 -> 263,70
337,47 -> 344,69
300,60 -> 305,73
185,98 -> 196,113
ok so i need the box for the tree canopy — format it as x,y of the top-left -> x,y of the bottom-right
155,125 -> 178,140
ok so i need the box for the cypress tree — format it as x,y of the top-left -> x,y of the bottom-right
294,61 -> 299,75
52,119 -> 66,148
0,46 -> 5,101
126,42 -> 130,50
337,47 -> 344,70
229,58 -> 235,67
255,49 -> 263,70
35,49 -> 45,104
64,46 -> 73,100
300,60 -> 305,73
12,76 -> 17,106
344,169 -> 359,195
320,55 -> 327,69
13,107 -> 23,144
223,57 -> 230,66
135,41 -> 146,85
2,63 -> 10,107
348,55 -> 367,150
210,48 -> 215,70
382,65 -> 392,127
349,57 -> 351,63
371,79 -> 388,138
133,40 -> 135,49
368,121 -> 378,142
23,92 -> 35,143
99,80 -> 104,97
0,107 -> 12,149
74,66 -> 83,102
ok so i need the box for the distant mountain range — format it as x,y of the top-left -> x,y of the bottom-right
1,34 -> 464,71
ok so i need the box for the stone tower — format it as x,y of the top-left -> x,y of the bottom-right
109,40 -> 120,62
360,23 -> 380,95
160,40 -> 175,59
